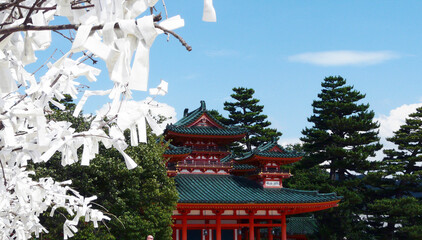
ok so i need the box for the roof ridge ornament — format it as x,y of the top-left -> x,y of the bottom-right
200,100 -> 206,111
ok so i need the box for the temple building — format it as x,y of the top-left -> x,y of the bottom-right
163,101 -> 342,240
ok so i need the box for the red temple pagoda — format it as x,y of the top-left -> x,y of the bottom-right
164,101 -> 341,240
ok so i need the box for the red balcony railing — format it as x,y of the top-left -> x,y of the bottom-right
176,160 -> 232,169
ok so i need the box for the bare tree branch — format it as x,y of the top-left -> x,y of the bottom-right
154,24 -> 192,51
23,0 -> 44,26
31,48 -> 58,75
0,22 -> 193,51
0,159 -> 7,187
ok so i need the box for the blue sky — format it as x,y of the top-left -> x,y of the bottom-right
147,1 -> 422,145
28,1 -> 422,152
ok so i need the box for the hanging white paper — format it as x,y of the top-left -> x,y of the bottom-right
203,0 -> 217,22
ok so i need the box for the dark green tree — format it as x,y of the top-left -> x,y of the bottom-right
31,97 -> 178,240
301,76 -> 382,181
297,76 -> 382,239
208,109 -> 229,125
366,107 -> 422,239
223,87 -> 282,151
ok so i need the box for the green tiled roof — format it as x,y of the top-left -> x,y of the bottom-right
173,101 -> 226,128
165,101 -> 248,136
175,174 -> 342,204
166,125 -> 247,136
164,143 -> 192,155
286,217 -> 318,235
220,154 -> 235,163
236,139 -> 303,161
232,163 -> 255,170
220,155 -> 256,170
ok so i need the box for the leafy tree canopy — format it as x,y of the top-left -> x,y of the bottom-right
31,97 -> 178,240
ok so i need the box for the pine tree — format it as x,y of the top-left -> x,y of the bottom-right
301,76 -> 382,181
298,76 -> 382,239
366,107 -> 422,239
223,87 -> 282,151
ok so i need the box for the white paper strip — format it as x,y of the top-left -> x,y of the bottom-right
149,79 -> 168,96
136,15 -> 158,48
128,40 -> 149,91
137,117 -> 147,143
159,15 -> 185,32
73,90 -> 112,117
203,0 -> 217,22
40,139 -> 65,162
0,60 -> 17,93
117,148 -> 137,169
72,25 -> 92,52
145,113 -> 162,135
130,124 -> 138,146
30,12 -> 51,50
102,21 -> 116,45
83,37 -> 111,60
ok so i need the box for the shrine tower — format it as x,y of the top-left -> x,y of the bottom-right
164,101 -> 342,240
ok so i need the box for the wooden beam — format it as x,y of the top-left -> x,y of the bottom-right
173,215 -> 284,220
172,223 -> 286,228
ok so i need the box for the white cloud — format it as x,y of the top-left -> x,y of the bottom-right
373,102 -> 422,160
278,138 -> 302,147
288,50 -> 399,66
182,73 -> 199,80
376,102 -> 422,140
205,49 -> 238,57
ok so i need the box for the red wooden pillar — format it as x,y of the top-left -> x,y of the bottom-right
248,210 -> 255,240
268,220 -> 273,240
182,217 -> 187,240
216,211 -> 222,240
180,210 -> 188,240
281,215 -> 286,240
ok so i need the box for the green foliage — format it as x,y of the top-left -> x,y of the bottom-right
31,97 -> 178,240
367,197 -> 422,239
297,76 -> 382,239
223,87 -> 282,151
365,107 -> 422,239
286,164 -> 372,240
301,76 -> 382,180
207,109 -> 229,125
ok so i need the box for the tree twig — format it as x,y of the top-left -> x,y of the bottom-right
154,24 -> 192,51
0,159 -> 7,187
17,4 -> 56,11
0,19 -> 192,51
50,73 -> 63,87
53,30 -> 73,41
23,0 -> 44,26
31,48 -> 57,75
162,0 -> 168,19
